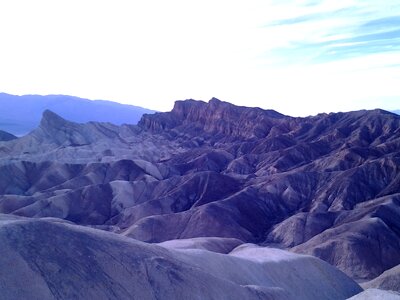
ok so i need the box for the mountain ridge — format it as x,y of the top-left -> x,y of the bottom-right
0,129 -> 17,141
0,93 -> 155,135
139,97 -> 287,139
1,99 -> 400,286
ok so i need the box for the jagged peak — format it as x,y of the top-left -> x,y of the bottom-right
207,98 -> 236,109
36,109 -> 108,146
42,109 -> 66,120
40,110 -> 70,129
139,98 -> 287,138
172,99 -> 205,109
171,98 -> 234,112
209,97 -> 223,103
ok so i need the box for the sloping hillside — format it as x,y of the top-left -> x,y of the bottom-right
0,214 -> 362,300
1,98 -> 399,283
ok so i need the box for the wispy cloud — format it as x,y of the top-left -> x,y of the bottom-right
277,28 -> 400,63
361,16 -> 400,31
261,1 -> 400,66
268,8 -> 354,27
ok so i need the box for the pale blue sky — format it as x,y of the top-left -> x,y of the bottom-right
0,0 -> 399,116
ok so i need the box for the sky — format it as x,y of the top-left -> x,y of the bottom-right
0,0 -> 399,116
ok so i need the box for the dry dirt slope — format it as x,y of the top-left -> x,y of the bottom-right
0,98 -> 399,282
0,214 -> 362,300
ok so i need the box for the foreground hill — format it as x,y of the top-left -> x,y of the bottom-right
348,289 -> 400,300
0,93 -> 154,135
0,98 -> 399,285
363,264 -> 400,292
0,214 -> 362,300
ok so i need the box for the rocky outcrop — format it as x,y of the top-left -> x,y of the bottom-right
139,98 -> 287,139
363,264 -> 400,292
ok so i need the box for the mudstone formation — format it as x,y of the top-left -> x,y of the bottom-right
1,98 -> 400,299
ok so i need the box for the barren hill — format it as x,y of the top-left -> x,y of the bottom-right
1,98 -> 400,286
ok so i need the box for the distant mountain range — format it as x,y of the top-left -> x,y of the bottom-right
0,93 -> 155,136
393,110 -> 400,115
1,98 -> 400,298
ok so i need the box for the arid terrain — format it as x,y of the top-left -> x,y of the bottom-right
1,98 -> 400,299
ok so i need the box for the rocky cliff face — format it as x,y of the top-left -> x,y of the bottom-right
1,98 -> 400,284
139,98 -> 287,139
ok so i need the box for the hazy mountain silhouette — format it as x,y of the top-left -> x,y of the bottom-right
0,93 -> 155,135
0,129 -> 17,141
